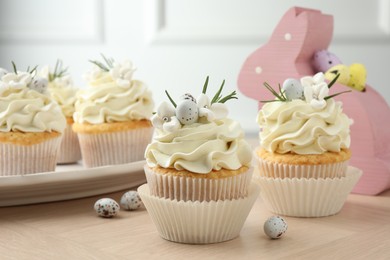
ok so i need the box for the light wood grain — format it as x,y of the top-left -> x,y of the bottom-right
0,188 -> 390,259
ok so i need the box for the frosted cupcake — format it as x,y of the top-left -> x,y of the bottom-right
256,72 -> 362,217
139,77 -> 259,244
0,64 -> 66,175
40,60 -> 81,164
73,55 -> 154,168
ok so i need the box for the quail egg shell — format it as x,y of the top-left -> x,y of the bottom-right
94,198 -> 120,218
282,78 -> 303,100
176,99 -> 199,125
264,216 -> 288,239
120,190 -> 143,211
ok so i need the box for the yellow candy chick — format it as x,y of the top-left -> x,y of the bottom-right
348,63 -> 367,92
325,64 -> 350,85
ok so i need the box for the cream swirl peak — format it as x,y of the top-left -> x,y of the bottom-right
73,55 -> 153,124
0,65 -> 66,133
39,60 -> 77,117
258,72 -> 352,154
146,77 -> 252,174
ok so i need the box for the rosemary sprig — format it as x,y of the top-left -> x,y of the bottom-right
11,61 -> 18,74
48,59 -> 68,82
324,90 -> 352,100
327,73 -> 340,89
165,90 -> 177,108
211,79 -> 225,104
260,82 -> 288,103
218,90 -> 238,103
202,76 -> 209,94
88,53 -> 115,72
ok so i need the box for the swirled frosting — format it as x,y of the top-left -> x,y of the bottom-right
73,72 -> 154,124
0,87 -> 66,133
145,118 -> 252,174
48,80 -> 77,118
257,98 -> 352,154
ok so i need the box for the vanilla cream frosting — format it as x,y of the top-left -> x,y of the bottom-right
145,118 -> 252,174
257,98 -> 352,154
0,87 -> 66,133
48,80 -> 77,118
73,73 -> 154,124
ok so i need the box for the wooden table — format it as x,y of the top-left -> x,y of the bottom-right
1,183 -> 389,259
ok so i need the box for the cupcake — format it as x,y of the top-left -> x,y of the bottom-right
73,55 -> 154,168
40,60 -> 81,164
139,77 -> 259,244
255,72 -> 362,217
0,64 -> 66,175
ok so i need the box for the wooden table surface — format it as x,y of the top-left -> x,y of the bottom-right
0,182 -> 389,259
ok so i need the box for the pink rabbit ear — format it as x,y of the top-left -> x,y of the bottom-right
238,7 -> 333,102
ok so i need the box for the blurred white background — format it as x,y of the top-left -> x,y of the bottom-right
0,0 -> 389,134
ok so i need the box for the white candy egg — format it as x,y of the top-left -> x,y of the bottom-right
28,77 -> 48,94
176,99 -> 199,125
94,198 -> 120,218
282,78 -> 304,100
264,216 -> 288,239
120,190 -> 142,211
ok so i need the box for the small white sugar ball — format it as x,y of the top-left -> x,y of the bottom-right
264,216 -> 288,239
94,198 -> 120,218
120,191 -> 143,211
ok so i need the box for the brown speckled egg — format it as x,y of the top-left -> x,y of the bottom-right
176,99 -> 199,125
94,198 -> 120,218
264,216 -> 288,239
120,191 -> 142,211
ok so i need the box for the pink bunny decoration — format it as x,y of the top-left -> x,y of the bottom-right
238,7 -> 390,195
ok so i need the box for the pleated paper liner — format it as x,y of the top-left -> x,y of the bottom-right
144,166 -> 253,202
0,136 -> 62,176
255,166 -> 362,217
57,123 -> 82,164
257,156 -> 349,179
77,127 -> 153,168
138,182 -> 259,244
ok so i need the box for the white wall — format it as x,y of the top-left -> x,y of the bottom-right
0,0 -> 389,134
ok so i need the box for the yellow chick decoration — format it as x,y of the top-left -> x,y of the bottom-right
325,63 -> 367,92
325,64 -> 350,85
348,63 -> 367,92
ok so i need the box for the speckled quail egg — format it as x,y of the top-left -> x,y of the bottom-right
28,77 -> 48,94
282,78 -> 304,100
264,216 -> 288,239
176,99 -> 199,125
94,198 -> 120,218
120,190 -> 143,211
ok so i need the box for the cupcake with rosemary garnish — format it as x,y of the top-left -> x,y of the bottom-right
40,60 -> 81,164
0,62 -> 66,175
139,77 -> 259,244
255,72 -> 362,217
73,54 -> 154,168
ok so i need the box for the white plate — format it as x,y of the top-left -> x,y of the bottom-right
0,160 -> 146,207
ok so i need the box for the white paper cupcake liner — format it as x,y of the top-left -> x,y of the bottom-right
138,182 -> 259,244
78,127 -> 153,168
0,136 -> 62,176
258,156 -> 349,179
144,166 -> 253,202
254,166 -> 362,217
57,123 -> 82,164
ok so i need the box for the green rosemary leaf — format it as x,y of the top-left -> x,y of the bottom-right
11,61 -> 18,74
29,65 -> 38,75
211,79 -> 225,104
324,90 -> 351,100
165,90 -> 177,108
218,90 -> 237,103
88,60 -> 109,72
260,99 -> 283,103
53,59 -> 60,78
264,82 -> 284,101
202,76 -> 209,94
278,83 -> 287,101
327,73 -> 340,89
100,53 -> 114,69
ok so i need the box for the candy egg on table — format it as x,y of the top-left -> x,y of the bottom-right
120,190 -> 143,211
264,216 -> 288,239
94,198 -> 120,218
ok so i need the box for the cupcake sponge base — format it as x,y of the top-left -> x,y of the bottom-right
138,182 -> 259,244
